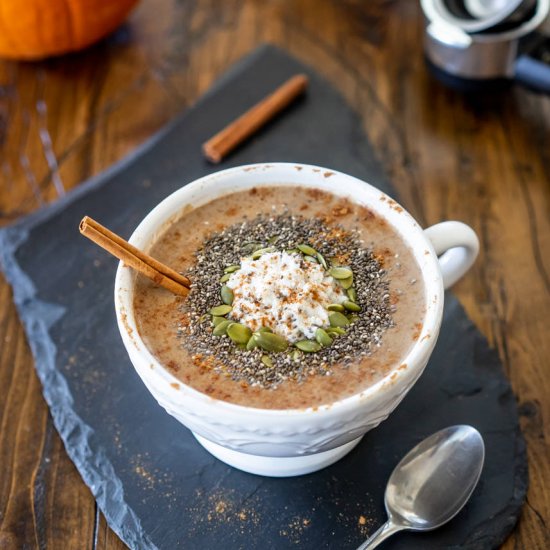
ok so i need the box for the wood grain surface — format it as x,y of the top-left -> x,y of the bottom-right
0,1 -> 548,548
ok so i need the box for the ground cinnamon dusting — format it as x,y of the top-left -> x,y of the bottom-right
184,489 -> 262,537
179,481 -> 380,545
412,322 -> 423,341
332,203 -> 352,217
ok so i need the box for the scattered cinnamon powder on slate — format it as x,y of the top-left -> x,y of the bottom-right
184,489 -> 262,537
280,515 -> 313,543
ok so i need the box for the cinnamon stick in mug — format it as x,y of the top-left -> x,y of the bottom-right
79,216 -> 190,297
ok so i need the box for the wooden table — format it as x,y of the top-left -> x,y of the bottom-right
0,1 -> 548,548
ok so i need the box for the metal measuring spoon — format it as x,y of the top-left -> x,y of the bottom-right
465,0 -> 522,18
356,425 -> 485,550
430,0 -> 533,33
464,0 -> 536,24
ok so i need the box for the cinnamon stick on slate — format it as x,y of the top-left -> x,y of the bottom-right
202,74 -> 309,163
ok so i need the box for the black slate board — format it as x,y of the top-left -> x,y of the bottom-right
0,45 -> 527,550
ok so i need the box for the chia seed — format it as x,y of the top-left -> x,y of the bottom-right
178,213 -> 393,389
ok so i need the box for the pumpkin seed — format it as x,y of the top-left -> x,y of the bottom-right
199,313 -> 210,323
304,255 -> 318,263
295,340 -> 322,353
343,300 -> 361,312
254,332 -> 288,352
261,355 -> 273,367
327,303 -> 345,312
227,323 -> 252,344
339,275 -> 354,289
212,316 -> 226,326
236,343 -> 247,350
221,285 -> 234,305
213,320 -> 233,336
329,311 -> 350,327
242,242 -> 260,253
292,350 -> 302,362
251,247 -> 275,260
327,327 -> 346,337
329,266 -> 353,279
317,252 -> 328,270
297,244 -> 318,256
348,314 -> 359,323
315,328 -> 333,347
219,273 -> 231,283
347,287 -> 357,302
246,334 -> 259,350
209,304 -> 232,316
285,248 -> 300,254
224,265 -> 240,273
267,235 -> 280,245
258,326 -> 273,333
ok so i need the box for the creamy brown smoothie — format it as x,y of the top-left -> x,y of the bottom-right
133,186 -> 425,410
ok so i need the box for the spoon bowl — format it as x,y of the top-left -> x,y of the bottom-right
357,425 -> 485,549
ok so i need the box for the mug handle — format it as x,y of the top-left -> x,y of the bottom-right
424,221 -> 479,290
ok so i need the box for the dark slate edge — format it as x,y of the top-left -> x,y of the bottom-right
0,228 -> 158,550
467,425 -> 528,549
444,298 -> 528,550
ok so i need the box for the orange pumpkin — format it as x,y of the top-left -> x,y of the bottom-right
0,0 -> 139,60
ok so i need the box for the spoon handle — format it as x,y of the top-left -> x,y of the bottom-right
356,519 -> 403,550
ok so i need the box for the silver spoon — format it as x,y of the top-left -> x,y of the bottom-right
356,425 -> 485,550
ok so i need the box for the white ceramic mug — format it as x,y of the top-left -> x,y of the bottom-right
115,163 -> 479,477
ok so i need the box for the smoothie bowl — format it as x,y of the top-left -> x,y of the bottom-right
114,163 -> 479,477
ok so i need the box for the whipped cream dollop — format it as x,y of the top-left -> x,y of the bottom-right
226,252 -> 346,342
